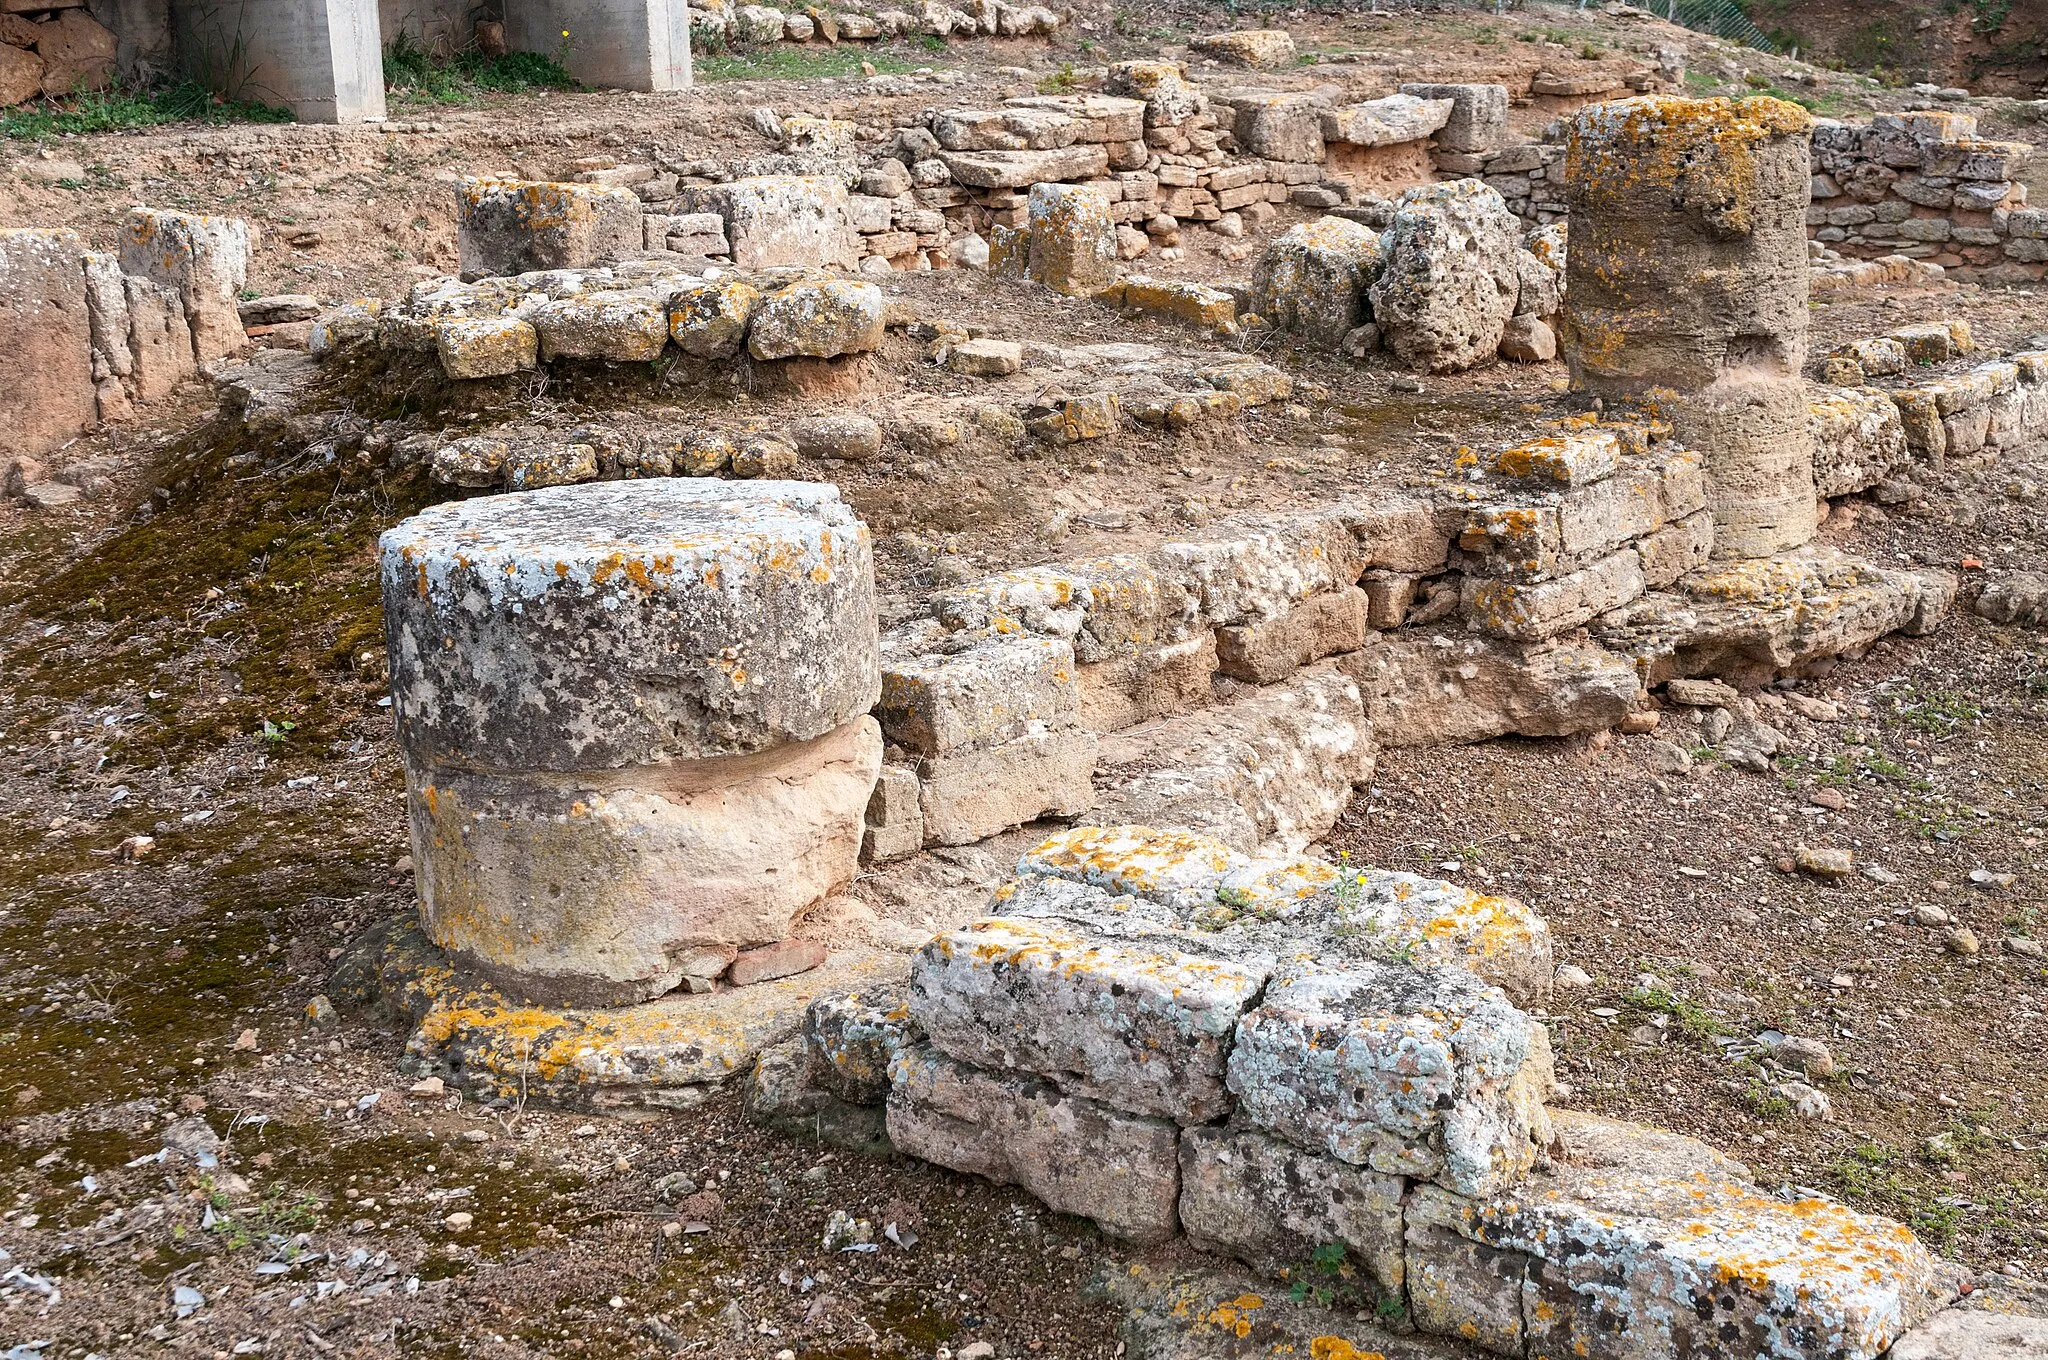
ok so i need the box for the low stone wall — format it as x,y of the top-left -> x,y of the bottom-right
750,822 -> 1949,1360
1810,110 -> 2040,285
0,210 -> 250,461
686,0 -> 1060,49
1818,325 -> 2048,482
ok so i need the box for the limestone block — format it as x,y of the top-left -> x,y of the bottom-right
1635,510 -> 1715,589
0,39 -> 41,106
435,316 -> 538,378
931,106 -> 1079,151
505,441 -> 599,490
118,209 -> 248,364
932,555 -> 1190,664
1891,1310 -> 2048,1360
1462,549 -> 1645,642
945,337 -> 1023,375
1025,182 -> 1117,296
878,629 -> 1079,756
1014,824 -> 1246,914
733,4 -> 785,40
427,437 -> 508,488
0,228 -> 96,456
1492,429 -> 1619,486
1090,665 -> 1373,854
938,143 -> 1110,189
1250,215 -> 1384,350
804,982 -> 921,1105
408,716 -> 881,1004
1215,586 -> 1369,685
1004,93 -> 1146,143
745,1037 -> 893,1156
678,177 -> 858,269
909,917 -> 1266,1123
1076,633 -> 1218,731
1400,82 -> 1509,154
454,179 -> 641,276
1554,464 -> 1666,558
1102,276 -> 1237,330
80,251 -> 132,380
1338,495 -> 1454,572
1227,960 -> 1555,1196
1025,391 -> 1121,442
1106,60 -> 1202,127
885,1044 -> 1180,1242
1190,29 -> 1295,67
1179,1124 -> 1405,1297
746,278 -> 886,360
1407,1112 -> 1944,1360
668,276 -> 762,360
1155,511 -> 1362,627
531,290 -> 671,362
1321,94 -> 1452,148
1101,1264 -> 1448,1360
1369,180 -> 1521,374
862,763 -> 924,863
916,723 -> 1098,845
381,480 -> 879,770
1224,93 -> 1325,164
789,413 -> 883,461
1355,632 -> 1640,747
1811,386 -> 1910,498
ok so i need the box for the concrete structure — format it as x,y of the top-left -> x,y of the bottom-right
1562,95 -> 1819,559
172,0 -> 387,123
504,0 -> 691,92
379,480 -> 881,1006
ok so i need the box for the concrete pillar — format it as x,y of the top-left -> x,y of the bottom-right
504,0 -> 691,92
1561,95 -> 1817,559
174,0 -> 387,124
380,481 -> 882,1006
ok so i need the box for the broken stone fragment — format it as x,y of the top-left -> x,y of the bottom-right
454,178 -> 642,276
746,278 -> 886,361
804,983 -> 921,1105
668,276 -> 762,360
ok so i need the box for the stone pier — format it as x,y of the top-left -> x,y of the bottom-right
502,0 -> 693,92
1561,96 -> 1818,559
379,481 -> 881,1005
174,0 -> 388,124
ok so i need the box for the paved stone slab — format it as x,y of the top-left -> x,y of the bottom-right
909,917 -> 1267,1123
886,1044 -> 1180,1242
1227,961 -> 1555,1196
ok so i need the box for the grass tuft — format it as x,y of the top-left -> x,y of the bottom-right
383,32 -> 580,106
1,80 -> 292,141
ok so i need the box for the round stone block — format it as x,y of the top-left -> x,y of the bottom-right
410,716 -> 883,1005
381,480 -> 880,771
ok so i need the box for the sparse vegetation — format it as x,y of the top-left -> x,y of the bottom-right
1,81 -> 292,141
383,31 -> 580,106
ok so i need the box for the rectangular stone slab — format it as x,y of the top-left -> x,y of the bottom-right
885,1045 -> 1180,1242
909,918 -> 1268,1123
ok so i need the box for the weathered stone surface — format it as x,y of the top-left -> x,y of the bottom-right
1498,314 -> 1556,362
0,39 -> 41,106
119,209 -> 249,364
35,8 -> 116,94
436,316 -> 538,378
916,724 -> 1098,846
668,276 -> 762,360
1353,633 -> 1641,747
804,982 -> 921,1105
406,716 -> 880,1004
745,1037 -> 893,1156
1025,182 -> 1117,296
1890,1309 -> 2048,1360
863,763 -> 924,862
1215,587 -> 1369,684
381,480 -> 879,770
1190,29 -> 1295,67
789,412 -> 883,460
909,917 -> 1267,1123
679,176 -> 859,269
1156,511 -> 1363,627
1322,94 -> 1452,148
530,290 -> 671,362
1811,386 -> 1910,498
1102,276 -> 1237,331
1091,665 -> 1373,854
1223,92 -> 1325,163
1250,216 -> 1384,350
1178,1124 -> 1405,1297
1400,82 -> 1509,154
746,278 -> 886,360
932,106 -> 1079,151
728,939 -> 828,986
80,250 -> 132,380
455,179 -> 642,276
939,143 -> 1109,189
1369,180 -> 1521,374
0,228 -> 96,456
1975,572 -> 2048,626
1227,960 -> 1554,1196
879,629 -> 1078,756
1563,97 -> 1818,558
1099,1264 -> 1451,1360
1407,1110 -> 1944,1360
1462,548 -> 1645,642
886,1044 -> 1180,1242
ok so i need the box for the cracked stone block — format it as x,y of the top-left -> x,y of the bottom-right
454,179 -> 642,276
435,316 -> 538,378
1025,182 -> 1117,295
1226,960 -> 1555,1196
1178,1123 -> 1405,1300
932,555 -> 1191,665
1215,587 -> 1370,685
118,209 -> 249,364
1100,1263 -> 1449,1360
1810,387 -> 1910,498
669,276 -> 762,360
1407,1111 -> 1946,1360
1076,632 -> 1218,732
1400,82 -> 1509,154
909,917 -> 1267,1123
531,291 -> 671,362
677,176 -> 860,270
879,629 -> 1080,756
745,1037 -> 893,1155
916,722 -> 1098,846
862,763 -> 924,864
746,278 -> 886,361
886,1044 -> 1180,1242
803,982 -> 922,1105
1250,216 -> 1386,350
1369,180 -> 1520,374
1155,512 -> 1364,628
0,228 -> 97,455
1462,549 -> 1645,642
1321,94 -> 1452,148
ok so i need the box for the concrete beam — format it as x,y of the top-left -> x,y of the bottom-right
173,0 -> 387,124
505,0 -> 691,92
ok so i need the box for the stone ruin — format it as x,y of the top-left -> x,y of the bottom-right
10,73 -> 2046,1357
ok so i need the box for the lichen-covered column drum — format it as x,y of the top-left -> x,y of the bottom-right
379,481 -> 882,1005
1561,95 -> 1819,559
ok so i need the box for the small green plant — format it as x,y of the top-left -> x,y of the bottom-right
383,31 -> 580,106
205,1182 -> 323,1250
1037,63 -> 1079,93
258,718 -> 296,748
917,32 -> 946,52
1627,984 -> 1734,1042
698,44 -> 918,81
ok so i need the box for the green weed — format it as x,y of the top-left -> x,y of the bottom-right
697,44 -> 920,81
383,31 -> 579,106
1,81 -> 291,141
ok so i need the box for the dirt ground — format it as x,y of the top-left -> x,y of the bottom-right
3,3 -> 2048,1356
